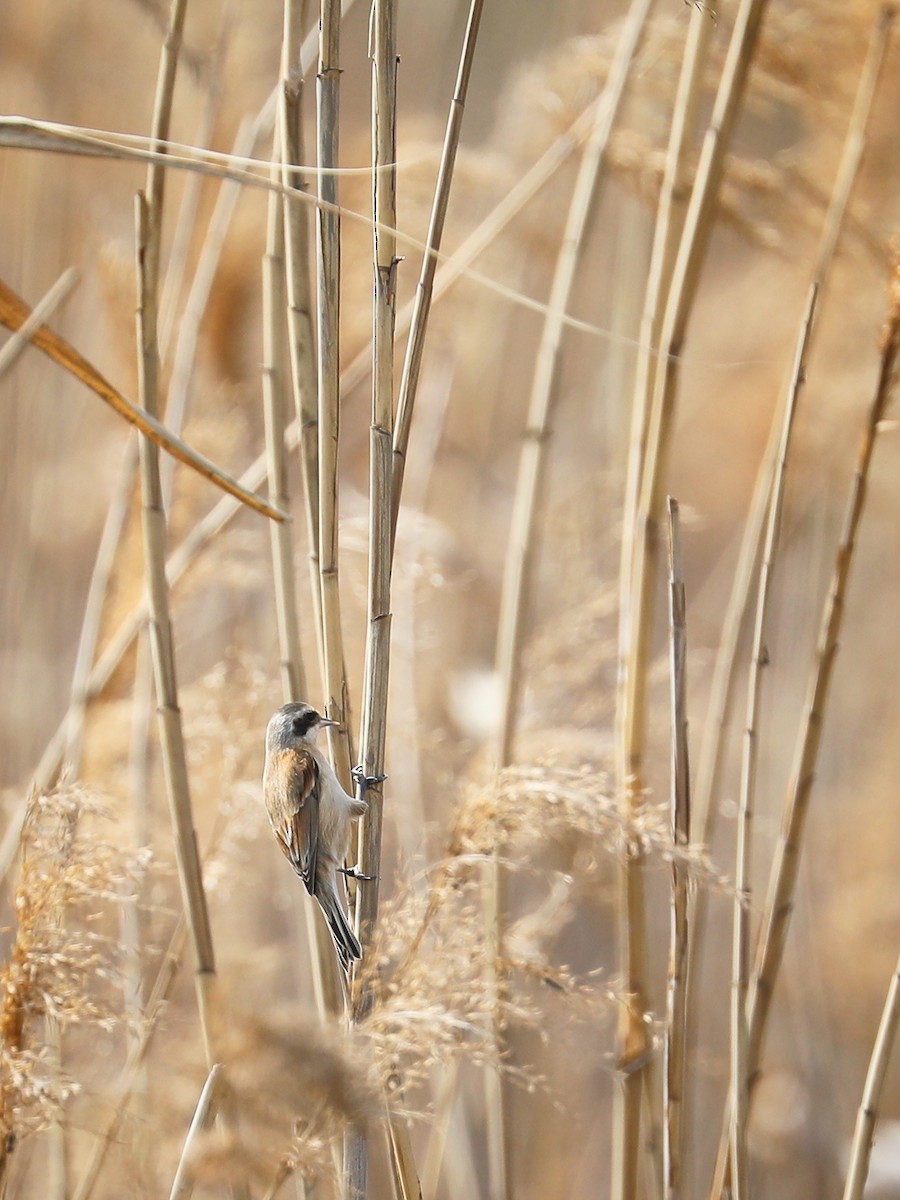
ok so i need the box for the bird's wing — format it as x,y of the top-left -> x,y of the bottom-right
268,747 -> 319,894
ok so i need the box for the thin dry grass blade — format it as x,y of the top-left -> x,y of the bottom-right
0,277 -> 284,523
729,285 -> 817,1200
842,955 -> 900,1200
389,0 -> 485,545
663,497 -> 691,1200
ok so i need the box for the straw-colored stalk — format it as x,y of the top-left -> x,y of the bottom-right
389,0 -> 485,545
134,0 -> 222,1072
729,284 -> 817,1200
276,0 -> 344,1026
168,1064 -> 224,1200
0,266 -> 78,379
842,955 -> 900,1200
812,5 -> 895,282
316,0 -> 354,787
347,6 -> 410,1200
663,497 -> 691,1200
280,10 -> 326,685
486,7 -> 653,1199
618,3 -> 711,624
694,0 -> 896,844
263,172 -> 306,702
615,4 -> 769,1191
0,278 -> 283,522
710,255 -> 900,1199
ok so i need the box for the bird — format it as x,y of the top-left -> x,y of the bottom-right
262,701 -> 370,975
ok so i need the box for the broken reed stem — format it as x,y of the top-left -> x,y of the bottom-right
710,256 -> 900,1200
168,1063 -> 224,1200
729,284 -> 817,1200
842,955 -> 900,1200
487,8 -> 654,1199
389,0 -> 485,546
663,497 -> 691,1200
135,0 -> 220,1071
615,5 -> 769,1192
316,0 -> 354,787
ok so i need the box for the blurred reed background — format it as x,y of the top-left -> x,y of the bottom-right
1,0 -> 899,1198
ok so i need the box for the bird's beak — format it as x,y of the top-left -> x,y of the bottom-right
318,717 -> 339,729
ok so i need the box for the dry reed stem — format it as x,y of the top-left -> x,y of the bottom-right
729,284 -> 817,1200
0,266 -> 79,378
316,0 -> 354,790
663,498 -> 691,1200
277,0 -> 345,1027
134,0 -> 220,1072
263,167 -> 307,702
487,6 -> 654,1196
841,955 -> 900,1200
345,3 -> 399,1198
0,277 -> 285,523
615,5 -> 769,1193
619,4 -> 712,626
389,0 -> 485,545
694,0 -> 894,865
710,255 -> 900,1199
169,1063 -> 225,1200
281,53 -> 327,688
812,5 -> 895,283
161,113 -> 263,502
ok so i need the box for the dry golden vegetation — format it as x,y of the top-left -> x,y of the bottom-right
1,1 -> 900,1198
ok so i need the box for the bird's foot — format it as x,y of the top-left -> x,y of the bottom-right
338,864 -> 376,882
351,764 -> 388,793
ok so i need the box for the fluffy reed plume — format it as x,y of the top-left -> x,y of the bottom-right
0,785 -> 145,1186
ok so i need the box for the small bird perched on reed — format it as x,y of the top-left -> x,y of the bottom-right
262,702 -> 370,974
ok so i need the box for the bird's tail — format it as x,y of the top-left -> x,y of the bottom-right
317,876 -> 362,975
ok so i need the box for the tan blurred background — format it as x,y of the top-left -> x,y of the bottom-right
1,1 -> 900,1197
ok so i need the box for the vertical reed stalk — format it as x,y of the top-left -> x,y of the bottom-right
619,3 -> 711,618
316,0 -> 354,786
710,256 -> 900,1199
486,6 -> 654,1199
842,955 -> 900,1200
277,0 -> 344,1024
168,1064 -> 223,1200
615,5 -> 769,1191
729,285 -> 817,1200
347,7 -> 410,1200
389,0 -> 485,544
281,1 -> 327,689
663,497 -> 691,1200
135,0 -> 220,1064
263,161 -> 306,702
